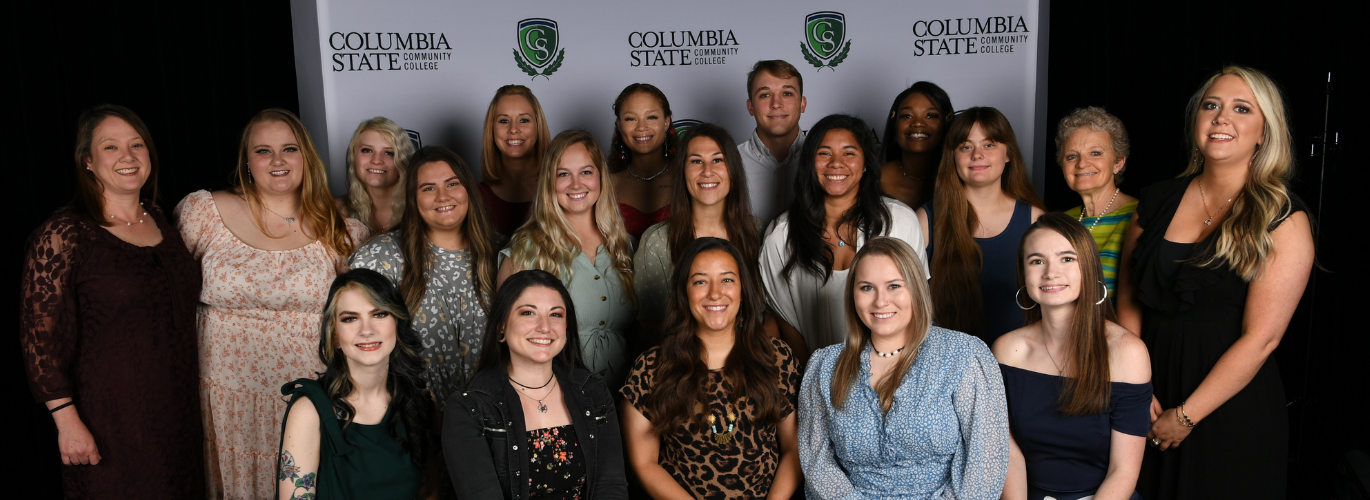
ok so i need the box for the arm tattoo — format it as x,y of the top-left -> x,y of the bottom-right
278,450 -> 317,499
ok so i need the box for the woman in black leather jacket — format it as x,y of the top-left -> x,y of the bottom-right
443,269 -> 628,500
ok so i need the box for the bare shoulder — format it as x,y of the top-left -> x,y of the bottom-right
283,395 -> 321,430
991,325 -> 1033,366
1029,205 -> 1046,222
1105,321 -> 1150,383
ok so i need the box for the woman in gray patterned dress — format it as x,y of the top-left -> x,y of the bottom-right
350,146 -> 502,399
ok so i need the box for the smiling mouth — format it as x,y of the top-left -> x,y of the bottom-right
1208,133 -> 1234,140
434,205 -> 457,213
633,135 -> 653,144
528,338 -> 554,346
825,174 -> 849,181
906,132 -> 930,140
1075,172 -> 1097,177
872,312 -> 895,319
115,167 -> 139,175
1039,285 -> 1068,292
355,341 -> 382,351
506,139 -> 524,147
703,305 -> 727,312
269,169 -> 290,177
567,192 -> 588,200
366,168 -> 387,175
698,182 -> 720,189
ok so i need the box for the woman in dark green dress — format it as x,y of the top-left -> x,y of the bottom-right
276,269 -> 437,500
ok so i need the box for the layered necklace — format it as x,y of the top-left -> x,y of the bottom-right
1078,187 -> 1120,232
510,374 -> 557,414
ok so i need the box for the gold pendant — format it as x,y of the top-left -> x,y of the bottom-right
713,432 -> 733,445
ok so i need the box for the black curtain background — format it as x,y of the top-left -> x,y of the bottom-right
5,0 -> 1363,497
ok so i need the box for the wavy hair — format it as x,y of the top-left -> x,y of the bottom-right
392,146 -> 500,313
1016,213 -> 1116,415
664,123 -> 761,267
480,85 -> 551,183
475,269 -> 585,373
781,114 -> 891,283
606,83 -> 676,173
830,237 -> 933,414
929,107 -> 1044,339
316,269 -> 434,467
507,130 -> 636,302
1181,66 -> 1296,280
342,116 -> 413,233
63,104 -> 160,226
646,238 -> 784,435
232,109 -> 355,260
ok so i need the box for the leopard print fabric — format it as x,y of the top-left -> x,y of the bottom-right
621,337 -> 800,500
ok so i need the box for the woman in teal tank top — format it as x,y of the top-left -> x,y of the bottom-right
276,269 -> 437,500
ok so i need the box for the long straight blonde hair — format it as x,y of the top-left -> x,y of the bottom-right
831,237 -> 934,414
507,130 -> 635,302
232,108 -> 355,260
1181,66 -> 1296,280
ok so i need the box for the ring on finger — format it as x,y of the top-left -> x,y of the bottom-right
1150,438 -> 1160,447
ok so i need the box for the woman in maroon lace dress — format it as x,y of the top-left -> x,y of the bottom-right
20,104 -> 204,498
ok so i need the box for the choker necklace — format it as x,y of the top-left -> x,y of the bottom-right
508,373 -> 555,390
872,344 -> 905,358
513,377 -> 558,414
1078,187 -> 1121,232
1197,177 -> 1234,226
626,162 -> 669,182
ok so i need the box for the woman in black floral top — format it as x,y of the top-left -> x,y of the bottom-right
621,238 -> 802,500
444,270 -> 627,500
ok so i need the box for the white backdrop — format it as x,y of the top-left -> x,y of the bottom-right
290,0 -> 1049,195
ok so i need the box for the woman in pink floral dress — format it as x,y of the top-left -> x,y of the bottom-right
175,109 -> 368,499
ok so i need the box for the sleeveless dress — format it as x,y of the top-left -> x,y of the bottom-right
1131,176 -> 1300,499
1000,365 -> 1151,500
20,207 -> 205,499
478,181 -> 532,237
618,203 -> 669,241
277,379 -> 420,500
924,200 -> 1034,344
175,191 -> 369,499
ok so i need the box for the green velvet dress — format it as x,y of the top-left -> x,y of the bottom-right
277,379 -> 421,500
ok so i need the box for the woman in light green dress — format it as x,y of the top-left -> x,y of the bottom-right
498,130 -> 637,389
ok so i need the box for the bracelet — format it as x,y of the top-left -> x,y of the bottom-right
1176,401 -> 1196,427
49,401 -> 74,414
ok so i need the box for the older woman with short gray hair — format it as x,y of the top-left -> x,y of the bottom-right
1055,106 -> 1138,295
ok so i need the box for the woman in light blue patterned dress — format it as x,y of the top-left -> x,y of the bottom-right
349,146 -> 502,400
799,236 -> 1009,499
498,130 -> 637,390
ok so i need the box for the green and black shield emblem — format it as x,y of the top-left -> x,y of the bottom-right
801,11 -> 852,70
514,18 -> 565,78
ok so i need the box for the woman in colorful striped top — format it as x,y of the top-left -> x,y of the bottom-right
1055,107 -> 1138,295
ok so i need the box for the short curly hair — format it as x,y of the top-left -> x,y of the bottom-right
1054,106 -> 1130,185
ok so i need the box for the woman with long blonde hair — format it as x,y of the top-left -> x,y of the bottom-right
497,129 -> 637,388
333,116 -> 413,234
799,236 -> 1008,499
175,108 -> 368,498
1117,66 -> 1314,499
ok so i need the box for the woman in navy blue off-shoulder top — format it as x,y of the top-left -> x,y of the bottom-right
992,213 -> 1152,500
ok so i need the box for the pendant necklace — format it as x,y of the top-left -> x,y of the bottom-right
1078,187 -> 1120,232
1197,177 -> 1234,226
1043,335 -> 1065,377
708,409 -> 737,445
262,204 -> 297,224
513,377 -> 558,414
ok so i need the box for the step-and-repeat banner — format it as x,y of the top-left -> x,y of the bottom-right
290,0 -> 1048,194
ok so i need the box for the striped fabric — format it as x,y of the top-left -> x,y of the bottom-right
1064,200 -> 1138,295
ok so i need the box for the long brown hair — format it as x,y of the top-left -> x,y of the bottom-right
929,107 -> 1044,339
1180,66 -> 1296,280
480,85 -> 551,183
1016,213 -> 1115,415
507,130 -> 635,301
63,104 -> 160,226
646,238 -> 784,435
231,108 -> 355,259
830,237 -> 934,414
393,146 -> 500,313
664,123 -> 761,267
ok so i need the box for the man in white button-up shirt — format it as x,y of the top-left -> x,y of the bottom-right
739,60 -> 808,225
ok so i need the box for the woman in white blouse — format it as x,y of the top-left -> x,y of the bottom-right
760,114 -> 927,361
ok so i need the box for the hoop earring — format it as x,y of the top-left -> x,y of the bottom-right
1014,287 -> 1037,310
1095,281 -> 1108,305
1193,147 -> 1205,168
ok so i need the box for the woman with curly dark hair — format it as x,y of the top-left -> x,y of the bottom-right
622,238 -> 802,500
275,269 -> 436,500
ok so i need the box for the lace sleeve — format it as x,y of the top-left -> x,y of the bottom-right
20,217 -> 82,403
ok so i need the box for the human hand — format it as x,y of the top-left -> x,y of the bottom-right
1150,395 -> 1162,423
55,411 -> 101,465
1147,408 -> 1193,451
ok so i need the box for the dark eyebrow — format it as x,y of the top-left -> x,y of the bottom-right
418,176 -> 460,188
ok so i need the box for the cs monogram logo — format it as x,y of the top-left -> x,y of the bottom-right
801,12 -> 852,71
514,18 -> 566,79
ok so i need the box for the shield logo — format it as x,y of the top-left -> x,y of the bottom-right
805,12 -> 845,60
672,119 -> 703,141
517,18 -> 559,68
